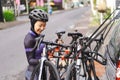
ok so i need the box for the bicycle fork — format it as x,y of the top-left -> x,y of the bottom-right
38,57 -> 46,80
38,47 -> 47,80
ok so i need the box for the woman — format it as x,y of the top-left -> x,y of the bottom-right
24,9 -> 48,80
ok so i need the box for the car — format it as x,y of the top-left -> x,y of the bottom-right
105,15 -> 120,80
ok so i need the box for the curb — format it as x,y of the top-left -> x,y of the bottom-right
0,21 -> 28,30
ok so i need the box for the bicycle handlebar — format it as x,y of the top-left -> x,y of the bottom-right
41,41 -> 70,48
28,34 -> 45,52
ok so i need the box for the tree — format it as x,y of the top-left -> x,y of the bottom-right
0,0 -> 4,22
90,0 -> 97,15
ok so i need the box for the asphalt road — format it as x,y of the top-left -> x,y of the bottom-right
0,6 -> 91,80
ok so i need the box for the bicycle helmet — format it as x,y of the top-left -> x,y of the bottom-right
29,9 -> 48,22
29,9 -> 48,34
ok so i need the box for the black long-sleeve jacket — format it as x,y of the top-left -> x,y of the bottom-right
24,30 -> 44,71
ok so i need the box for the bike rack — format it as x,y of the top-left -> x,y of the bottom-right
82,8 -> 120,52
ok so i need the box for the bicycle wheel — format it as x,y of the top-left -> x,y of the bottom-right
65,61 -> 89,80
30,60 -> 60,80
65,62 -> 76,80
86,60 -> 99,80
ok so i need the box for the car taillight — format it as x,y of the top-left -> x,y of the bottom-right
116,59 -> 120,80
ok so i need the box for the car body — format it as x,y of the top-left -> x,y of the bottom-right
105,19 -> 120,80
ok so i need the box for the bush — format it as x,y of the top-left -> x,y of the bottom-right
3,10 -> 15,22
103,8 -> 111,19
52,6 -> 58,11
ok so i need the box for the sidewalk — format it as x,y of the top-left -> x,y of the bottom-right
0,20 -> 28,30
0,14 -> 29,30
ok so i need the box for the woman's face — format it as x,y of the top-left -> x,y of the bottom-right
34,21 -> 46,35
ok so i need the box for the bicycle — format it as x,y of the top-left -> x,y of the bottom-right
64,31 -> 106,80
30,34 -> 68,80
48,30 -> 72,80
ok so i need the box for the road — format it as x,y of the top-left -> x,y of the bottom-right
0,6 -> 91,80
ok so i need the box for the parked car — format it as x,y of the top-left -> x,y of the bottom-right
105,19 -> 120,80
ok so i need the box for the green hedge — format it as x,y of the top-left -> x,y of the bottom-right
103,8 -> 111,19
3,10 -> 15,22
35,6 -> 48,12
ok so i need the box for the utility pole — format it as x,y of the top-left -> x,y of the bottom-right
0,0 -> 4,22
25,0 -> 29,14
90,0 -> 96,15
47,0 -> 50,13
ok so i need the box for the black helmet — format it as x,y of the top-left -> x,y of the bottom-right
29,9 -> 48,22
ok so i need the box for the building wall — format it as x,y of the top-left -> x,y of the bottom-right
72,0 -> 79,3
106,0 -> 116,12
116,0 -> 120,8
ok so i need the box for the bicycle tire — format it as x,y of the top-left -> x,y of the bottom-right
30,60 -> 60,80
65,61 -> 90,80
65,62 -> 77,80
